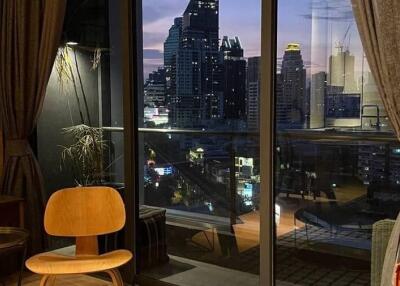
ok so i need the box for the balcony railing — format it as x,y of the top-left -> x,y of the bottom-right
101,126 -> 399,230
102,126 -> 260,227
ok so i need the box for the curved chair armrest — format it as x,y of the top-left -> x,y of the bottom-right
371,219 -> 396,286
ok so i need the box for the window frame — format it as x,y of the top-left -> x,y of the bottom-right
124,0 -> 279,285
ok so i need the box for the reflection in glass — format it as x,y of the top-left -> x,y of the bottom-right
138,0 -> 261,285
275,0 -> 397,285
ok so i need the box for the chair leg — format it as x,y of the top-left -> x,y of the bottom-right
39,275 -> 56,286
18,243 -> 28,286
106,269 -> 124,286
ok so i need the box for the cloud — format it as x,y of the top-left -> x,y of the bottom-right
144,49 -> 163,60
142,0 -> 187,25
303,60 -> 324,69
143,16 -> 179,50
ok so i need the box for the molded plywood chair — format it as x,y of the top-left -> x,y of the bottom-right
25,187 -> 132,286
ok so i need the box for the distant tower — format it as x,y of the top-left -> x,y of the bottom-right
328,47 -> 357,93
164,18 -> 182,110
221,36 -> 246,120
310,71 -> 327,128
247,57 -> 261,130
164,17 -> 182,67
144,68 -> 167,107
277,43 -> 307,129
170,0 -> 223,127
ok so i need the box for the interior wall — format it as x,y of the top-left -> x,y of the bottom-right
108,1 -> 124,184
37,49 -> 100,195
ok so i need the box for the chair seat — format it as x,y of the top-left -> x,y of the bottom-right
26,250 -> 132,275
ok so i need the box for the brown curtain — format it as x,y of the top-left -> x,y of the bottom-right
0,131 -> 3,180
352,0 -> 400,139
352,1 -> 400,285
0,0 -> 66,253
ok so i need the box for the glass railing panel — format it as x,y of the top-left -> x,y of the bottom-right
138,129 -> 261,280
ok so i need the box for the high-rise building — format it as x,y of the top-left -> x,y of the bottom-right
247,57 -> 261,130
164,18 -> 183,67
221,36 -> 246,120
277,43 -> 306,129
358,144 -> 389,185
164,18 -> 182,110
328,47 -> 357,93
148,68 -> 166,83
144,68 -> 167,108
169,0 -> 223,127
309,72 -> 326,128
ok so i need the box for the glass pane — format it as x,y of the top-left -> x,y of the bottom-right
37,0 -> 125,250
138,1 -> 261,285
275,1 -> 397,285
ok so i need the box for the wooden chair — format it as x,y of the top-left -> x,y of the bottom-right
25,187 -> 132,286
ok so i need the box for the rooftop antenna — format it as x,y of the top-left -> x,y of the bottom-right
346,31 -> 352,52
335,24 -> 352,54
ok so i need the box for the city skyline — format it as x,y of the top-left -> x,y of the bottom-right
143,0 -> 366,79
143,0 -> 261,77
143,0 -> 382,132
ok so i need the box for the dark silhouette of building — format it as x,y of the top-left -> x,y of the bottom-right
221,36 -> 246,120
310,71 -> 327,128
144,68 -> 167,107
164,18 -> 182,67
168,0 -> 223,127
164,17 -> 182,110
247,57 -> 261,129
277,43 -> 306,129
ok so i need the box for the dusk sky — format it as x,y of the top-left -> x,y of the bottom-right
142,0 -> 367,79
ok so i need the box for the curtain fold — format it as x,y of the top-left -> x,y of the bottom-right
0,0 -> 66,253
0,131 -> 3,180
352,1 -> 400,285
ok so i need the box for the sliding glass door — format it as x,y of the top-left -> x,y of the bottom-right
274,1 -> 398,285
135,0 -> 262,285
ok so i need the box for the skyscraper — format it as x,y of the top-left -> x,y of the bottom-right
221,36 -> 246,120
164,18 -> 183,67
247,57 -> 261,130
328,47 -> 357,93
310,71 -> 327,128
144,68 -> 167,107
277,43 -> 306,129
169,0 -> 223,127
164,18 -> 182,110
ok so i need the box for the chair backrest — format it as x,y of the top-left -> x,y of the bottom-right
44,186 -> 126,237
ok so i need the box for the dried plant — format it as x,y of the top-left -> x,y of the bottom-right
56,45 -> 110,186
55,47 -> 86,124
55,47 -> 73,96
60,124 -> 106,186
92,48 -> 102,70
